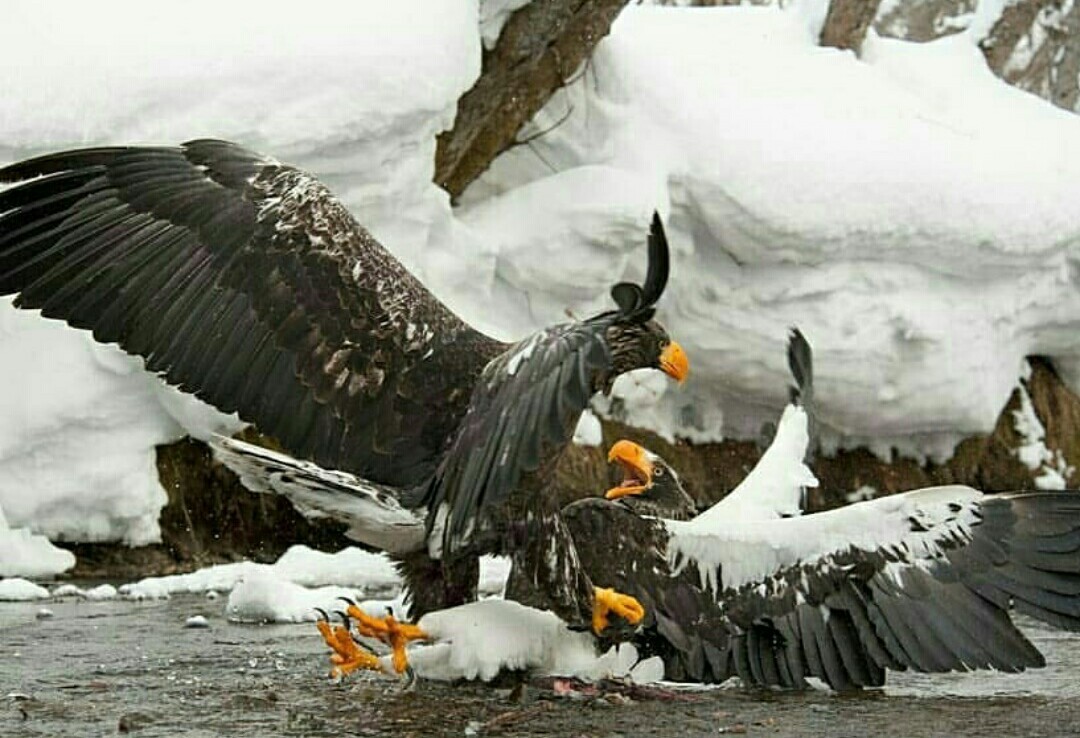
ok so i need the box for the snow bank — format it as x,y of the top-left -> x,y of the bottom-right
463,4 -> 1080,461
225,575 -> 364,624
0,501 -> 74,578
120,546 -> 398,600
120,544 -> 509,602
0,578 -> 50,601
0,0 -> 482,544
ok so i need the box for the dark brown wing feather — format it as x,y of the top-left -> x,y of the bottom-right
0,139 -> 506,484
418,318 -> 615,554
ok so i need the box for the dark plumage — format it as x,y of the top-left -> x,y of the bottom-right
529,333 -> 1080,690
545,445 -> 1080,689
0,140 -> 689,641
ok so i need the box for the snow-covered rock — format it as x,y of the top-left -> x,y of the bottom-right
0,578 -> 50,601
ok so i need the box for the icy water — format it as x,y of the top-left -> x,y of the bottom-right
3,593 -> 1080,738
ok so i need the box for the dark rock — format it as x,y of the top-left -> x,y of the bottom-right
58,429 -> 354,579
820,0 -> 884,54
117,711 -> 153,733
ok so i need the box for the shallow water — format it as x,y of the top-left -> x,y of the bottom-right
3,593 -> 1080,737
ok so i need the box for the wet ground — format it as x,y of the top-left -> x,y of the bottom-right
3,591 -> 1080,738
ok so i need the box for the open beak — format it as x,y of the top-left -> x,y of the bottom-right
605,439 -> 653,500
659,341 -> 689,384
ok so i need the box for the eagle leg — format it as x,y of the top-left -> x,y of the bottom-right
314,609 -> 383,678
592,587 -> 645,634
341,602 -> 429,675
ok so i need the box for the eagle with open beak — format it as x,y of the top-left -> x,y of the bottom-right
0,139 -> 688,680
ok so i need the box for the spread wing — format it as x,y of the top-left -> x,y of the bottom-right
208,435 -> 426,555
421,318 -> 615,554
0,140 -> 505,484
668,488 -> 1080,689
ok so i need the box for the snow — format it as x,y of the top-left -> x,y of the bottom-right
0,0 -> 480,545
5,1 -> 1080,548
116,544 -> 509,603
480,0 -> 532,49
464,4 -> 1080,462
0,578 -> 50,601
83,584 -> 119,601
120,546 -> 399,600
225,575 -> 362,624
0,501 -> 74,578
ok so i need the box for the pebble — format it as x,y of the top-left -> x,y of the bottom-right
184,615 -> 210,629
35,608 -> 54,620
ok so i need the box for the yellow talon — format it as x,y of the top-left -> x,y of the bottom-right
592,586 -> 645,634
344,603 -> 430,675
315,615 -> 383,677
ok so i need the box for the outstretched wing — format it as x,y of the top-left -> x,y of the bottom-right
209,435 -> 426,554
421,317 -> 615,554
0,140 -> 505,484
669,488 -> 1080,690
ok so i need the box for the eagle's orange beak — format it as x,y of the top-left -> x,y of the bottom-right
659,341 -> 689,384
605,439 -> 653,500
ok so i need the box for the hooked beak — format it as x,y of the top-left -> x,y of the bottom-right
659,341 -> 689,384
605,439 -> 653,500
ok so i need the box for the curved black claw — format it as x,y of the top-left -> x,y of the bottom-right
337,596 -> 357,607
349,633 -> 380,653
314,607 -> 330,622
400,663 -> 417,691
333,610 -> 351,627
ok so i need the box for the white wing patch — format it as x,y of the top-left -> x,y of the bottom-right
666,485 -> 984,594
209,435 -> 426,555
693,403 -> 817,527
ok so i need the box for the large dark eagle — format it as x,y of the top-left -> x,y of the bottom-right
543,337 -> 1080,689
0,139 -> 688,674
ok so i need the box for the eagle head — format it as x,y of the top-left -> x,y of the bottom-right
604,212 -> 688,384
605,319 -> 688,383
603,439 -> 697,520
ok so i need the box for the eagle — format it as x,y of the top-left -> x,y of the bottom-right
547,335 -> 1080,689
0,139 -> 689,675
